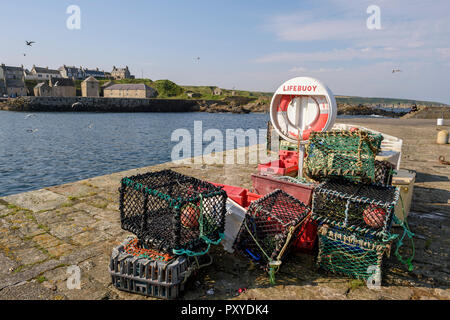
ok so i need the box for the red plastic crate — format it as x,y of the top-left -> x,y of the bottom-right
251,174 -> 315,206
211,183 -> 248,207
279,150 -> 299,164
246,192 -> 262,208
257,160 -> 298,177
291,219 -> 318,253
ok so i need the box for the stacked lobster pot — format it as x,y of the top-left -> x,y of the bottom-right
303,129 -> 405,282
233,190 -> 311,283
110,169 -> 227,299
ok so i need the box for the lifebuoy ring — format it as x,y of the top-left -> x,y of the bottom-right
275,94 -> 331,141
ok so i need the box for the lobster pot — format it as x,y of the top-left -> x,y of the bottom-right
233,190 -> 310,269
317,226 -> 391,281
304,130 -> 384,184
109,237 -> 193,299
374,160 -> 395,186
119,169 -> 227,254
312,180 -> 399,237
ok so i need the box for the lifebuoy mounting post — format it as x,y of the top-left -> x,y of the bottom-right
269,77 -> 337,178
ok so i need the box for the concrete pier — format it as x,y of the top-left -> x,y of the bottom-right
0,118 -> 448,300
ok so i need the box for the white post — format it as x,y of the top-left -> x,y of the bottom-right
296,97 -> 309,179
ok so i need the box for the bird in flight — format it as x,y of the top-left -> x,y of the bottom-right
392,69 -> 402,73
26,41 -> 35,46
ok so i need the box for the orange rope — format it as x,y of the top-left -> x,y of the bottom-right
123,238 -> 173,262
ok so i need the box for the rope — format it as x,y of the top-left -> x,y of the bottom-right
181,254 -> 213,284
392,195 -> 415,271
242,209 -> 311,284
172,193 -> 224,256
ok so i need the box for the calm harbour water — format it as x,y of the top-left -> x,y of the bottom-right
0,111 -> 270,196
0,110 -> 390,197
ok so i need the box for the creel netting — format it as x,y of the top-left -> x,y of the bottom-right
311,180 -> 399,238
233,189 -> 310,282
317,225 -> 392,280
304,130 -> 384,184
119,169 -> 227,255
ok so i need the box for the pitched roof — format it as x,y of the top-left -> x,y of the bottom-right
104,83 -> 153,90
84,69 -> 105,76
59,66 -> 82,73
50,78 -> 75,87
0,65 -> 23,72
34,82 -> 50,89
83,76 -> 99,82
101,81 -> 114,88
33,66 -> 60,75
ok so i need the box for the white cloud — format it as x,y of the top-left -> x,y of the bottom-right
255,47 -> 431,63
289,67 -> 344,73
259,0 -> 450,65
289,66 -> 307,72
437,48 -> 450,59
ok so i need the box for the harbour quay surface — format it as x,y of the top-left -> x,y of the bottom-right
0,118 -> 448,300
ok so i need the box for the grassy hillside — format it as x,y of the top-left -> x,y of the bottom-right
335,96 -> 447,107
25,78 -> 447,106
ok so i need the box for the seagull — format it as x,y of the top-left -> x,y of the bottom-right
392,69 -> 402,73
26,41 -> 35,46
25,114 -> 35,119
26,129 -> 38,133
87,122 -> 94,129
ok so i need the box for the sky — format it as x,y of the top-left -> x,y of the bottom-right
1,0 -> 449,104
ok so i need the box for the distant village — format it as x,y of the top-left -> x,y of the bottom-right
0,63 -> 161,99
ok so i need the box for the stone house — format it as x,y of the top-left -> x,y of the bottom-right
33,82 -> 52,97
83,68 -> 107,79
1,79 -> 27,97
103,83 -> 157,98
26,65 -> 62,80
186,91 -> 201,98
0,64 -> 27,97
49,78 -> 76,97
212,87 -> 222,96
111,66 -> 133,80
81,76 -> 99,97
33,78 -> 76,97
100,81 -> 114,96
58,65 -> 85,80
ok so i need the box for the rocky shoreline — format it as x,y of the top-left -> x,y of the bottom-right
0,96 -> 447,118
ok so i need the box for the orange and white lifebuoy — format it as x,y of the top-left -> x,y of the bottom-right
270,77 -> 337,143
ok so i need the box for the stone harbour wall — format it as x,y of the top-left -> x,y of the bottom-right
0,96 -> 201,112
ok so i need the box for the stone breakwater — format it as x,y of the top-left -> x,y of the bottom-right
0,96 -> 259,113
0,97 -> 200,112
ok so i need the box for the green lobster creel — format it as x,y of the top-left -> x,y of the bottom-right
311,180 -> 399,238
119,169 -> 227,256
317,225 -> 392,281
304,130 -> 384,184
